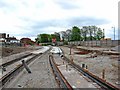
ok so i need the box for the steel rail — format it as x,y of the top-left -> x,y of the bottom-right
0,53 -> 41,88
49,55 -> 73,90
0,53 -> 32,67
0,47 -> 51,88
63,56 -> 120,90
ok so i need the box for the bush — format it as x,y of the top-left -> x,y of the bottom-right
41,43 -> 52,46
63,41 -> 68,45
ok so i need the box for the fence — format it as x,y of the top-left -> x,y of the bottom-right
57,40 -> 120,47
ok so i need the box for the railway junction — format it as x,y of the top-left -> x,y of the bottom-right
0,46 -> 120,89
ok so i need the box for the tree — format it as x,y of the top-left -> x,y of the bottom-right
35,38 -> 40,44
71,26 -> 80,41
82,26 -> 88,41
54,32 -> 60,41
36,34 -> 49,43
36,33 -> 60,44
96,28 -> 104,40
92,26 -> 98,40
81,26 -> 104,41
51,33 -> 60,41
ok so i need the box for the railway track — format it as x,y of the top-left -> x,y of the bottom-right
0,53 -> 41,88
0,53 -> 34,79
63,56 -> 119,90
49,53 -> 119,89
0,53 -> 32,68
0,53 -> 35,80
0,47 -> 50,89
49,55 -> 73,89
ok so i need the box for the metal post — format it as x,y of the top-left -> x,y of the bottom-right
102,69 -> 105,79
103,29 -> 105,39
69,44 -> 72,55
82,63 -> 85,68
66,64 -> 68,71
22,60 -> 31,73
70,55 -> 73,63
112,27 -> 115,40
114,27 -> 115,40
86,65 -> 88,69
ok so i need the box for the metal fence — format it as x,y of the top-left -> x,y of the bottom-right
57,40 -> 120,47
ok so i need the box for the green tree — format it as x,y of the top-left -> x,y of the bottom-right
36,34 -> 50,43
81,26 -> 104,41
92,26 -> 98,40
71,26 -> 80,41
51,34 -> 60,41
82,26 -> 88,41
96,28 -> 104,40
35,38 -> 40,44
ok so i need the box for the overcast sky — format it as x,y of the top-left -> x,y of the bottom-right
0,0 -> 119,40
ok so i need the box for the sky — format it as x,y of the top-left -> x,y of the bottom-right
0,0 -> 119,41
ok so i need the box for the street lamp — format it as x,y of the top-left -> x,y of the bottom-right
103,29 -> 105,39
112,27 -> 115,40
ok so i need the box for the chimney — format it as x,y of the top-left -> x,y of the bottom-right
7,34 -> 9,38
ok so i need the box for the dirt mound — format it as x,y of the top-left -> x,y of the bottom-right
0,47 -> 36,57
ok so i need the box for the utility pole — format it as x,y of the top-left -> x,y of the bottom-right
112,27 -> 115,40
103,29 -> 105,39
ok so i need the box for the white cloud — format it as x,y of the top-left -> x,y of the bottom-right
0,0 -> 119,40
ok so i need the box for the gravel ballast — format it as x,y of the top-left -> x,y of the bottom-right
6,51 -> 58,88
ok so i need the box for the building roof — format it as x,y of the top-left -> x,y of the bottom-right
6,37 -> 19,41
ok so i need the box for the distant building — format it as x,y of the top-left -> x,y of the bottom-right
101,38 -> 111,40
0,33 -> 20,46
0,33 -> 6,38
0,33 -> 6,44
6,37 -> 19,44
20,38 -> 35,46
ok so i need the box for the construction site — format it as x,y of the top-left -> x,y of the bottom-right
0,42 -> 120,89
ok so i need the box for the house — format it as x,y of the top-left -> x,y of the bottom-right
0,33 -> 20,46
20,38 -> 35,46
6,37 -> 19,44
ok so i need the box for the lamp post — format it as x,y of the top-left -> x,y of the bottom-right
112,27 -> 115,40
103,29 -> 105,39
